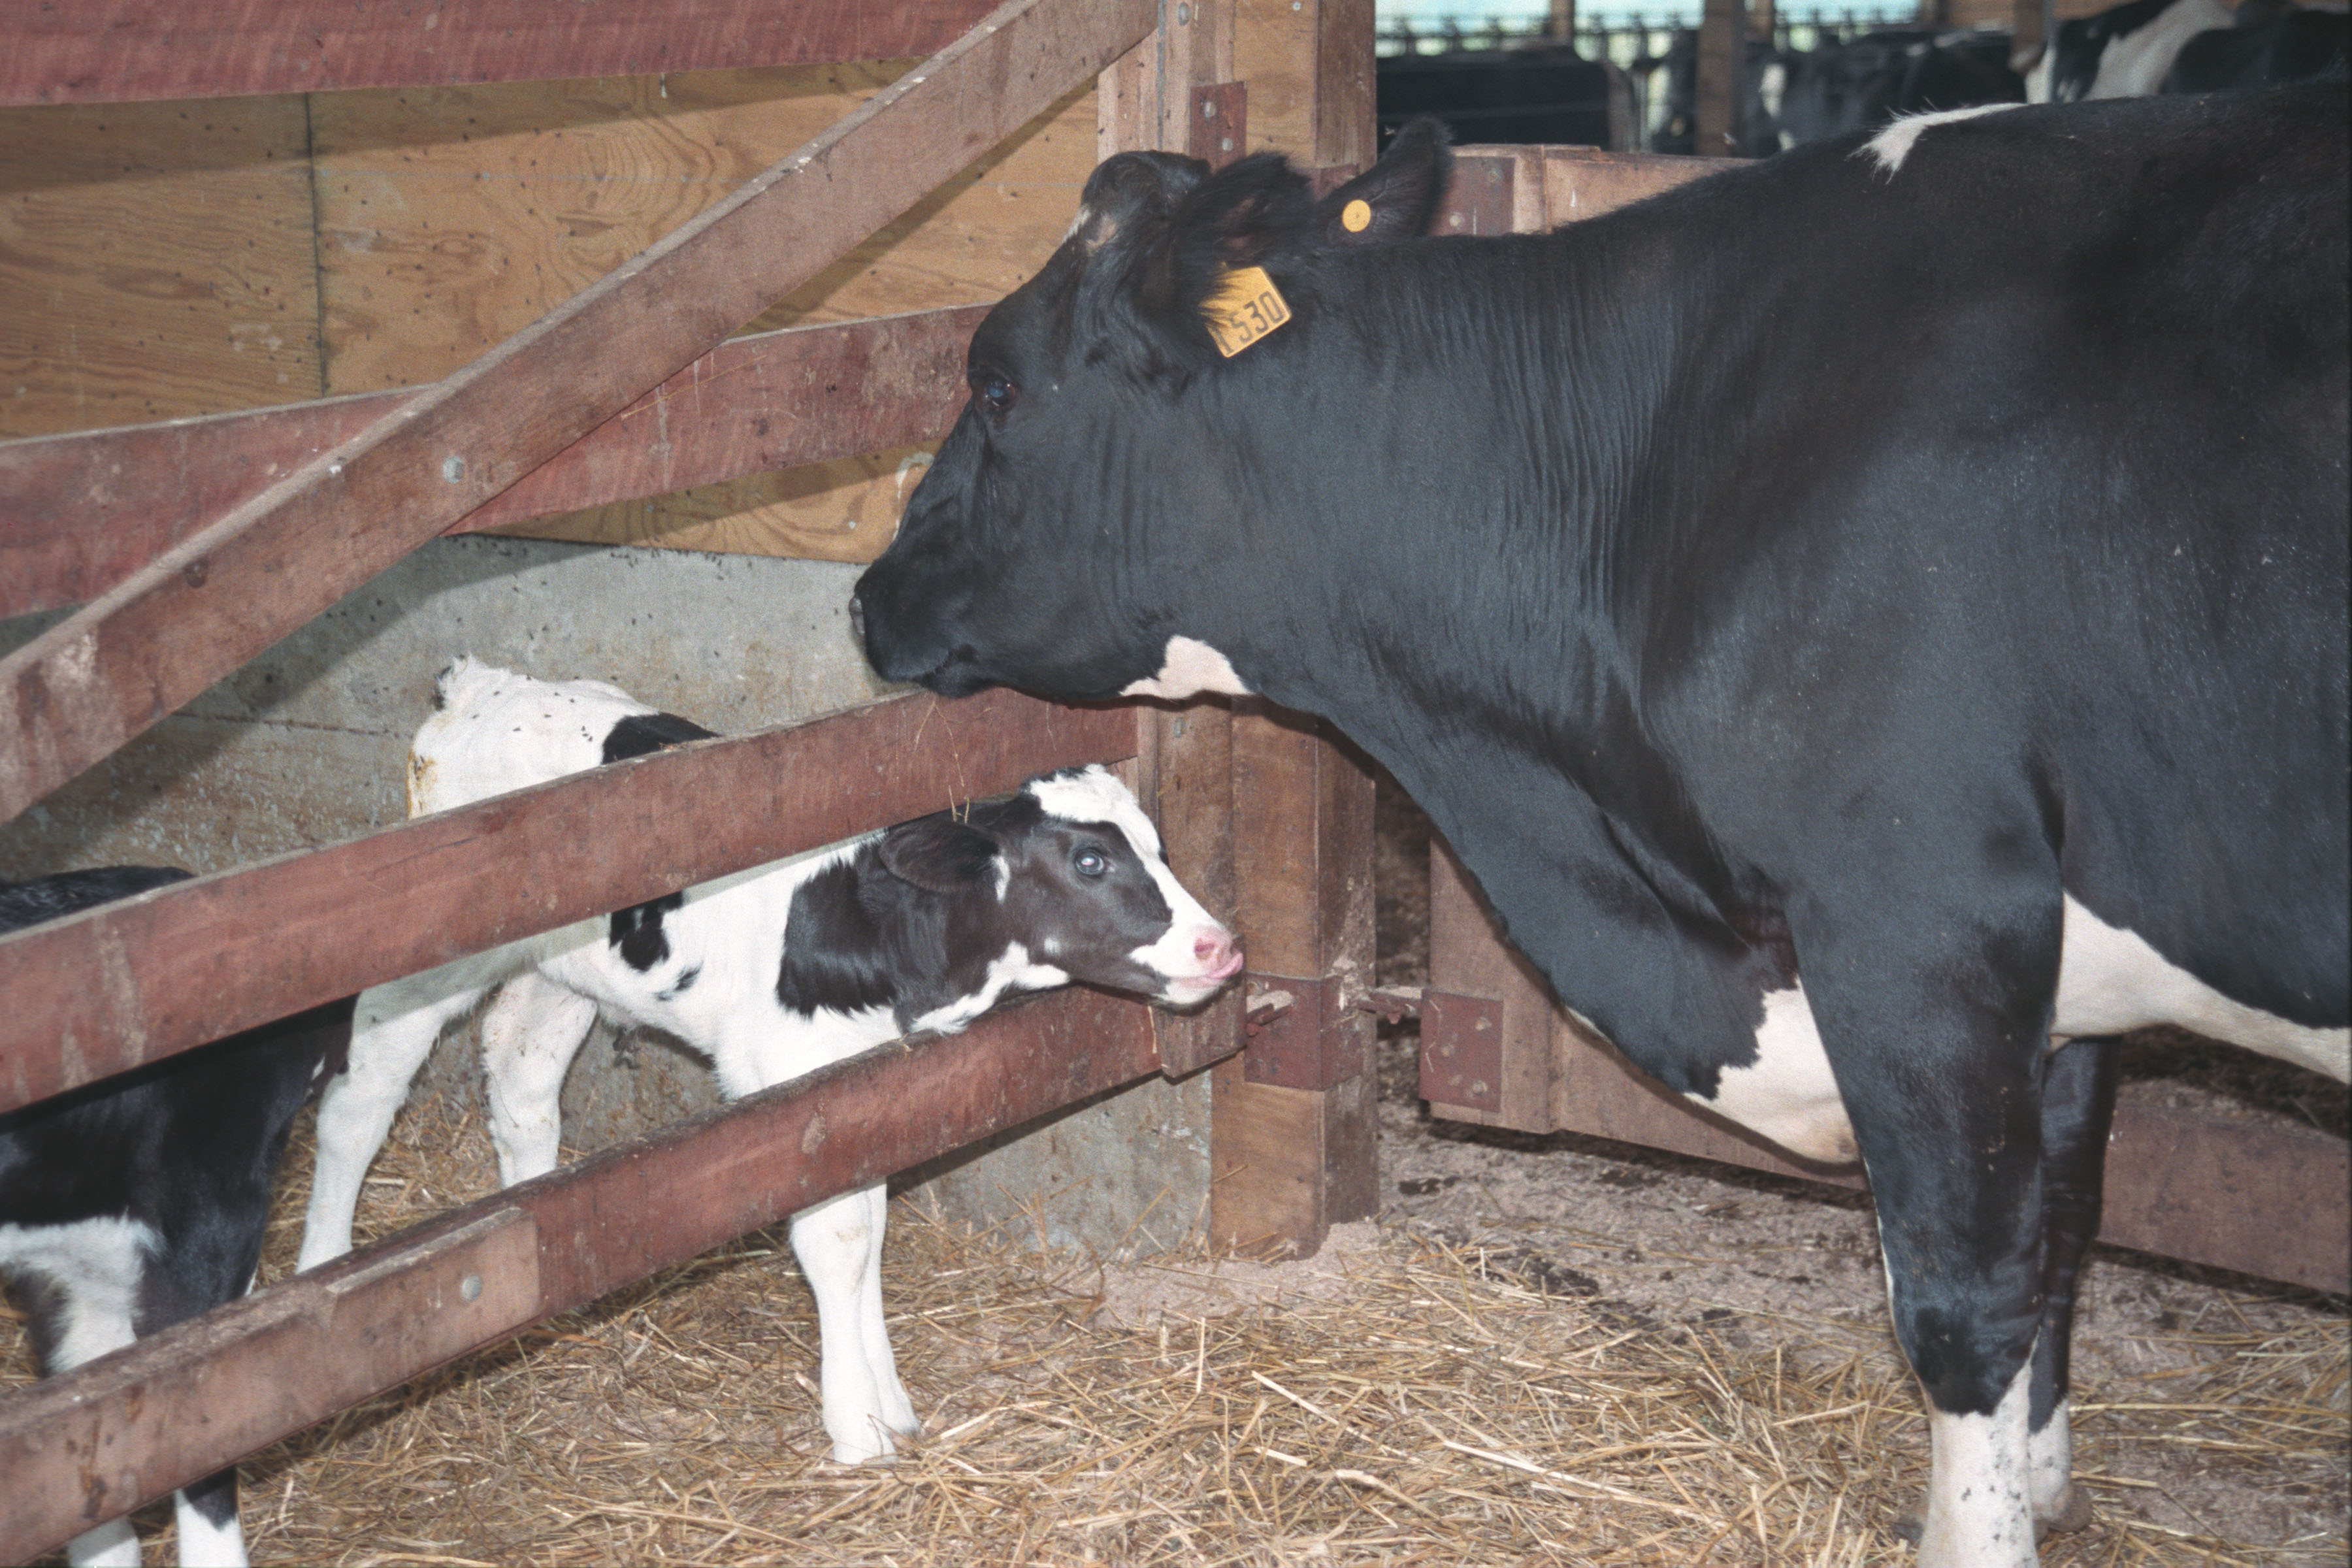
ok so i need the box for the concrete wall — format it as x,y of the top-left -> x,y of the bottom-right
1,536 -> 1207,1257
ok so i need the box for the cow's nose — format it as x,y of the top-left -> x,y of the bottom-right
848,595 -> 865,643
1195,926 -> 1243,980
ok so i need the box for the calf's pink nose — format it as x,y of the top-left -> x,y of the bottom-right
1195,926 -> 1243,978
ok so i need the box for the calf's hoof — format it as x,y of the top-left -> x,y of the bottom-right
2038,1483 -> 2095,1537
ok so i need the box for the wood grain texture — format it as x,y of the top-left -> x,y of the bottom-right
1137,702 -> 1243,1078
310,63 -> 1094,558
0,0 -> 1156,825
0,95 -> 320,439
0,306 -> 983,617
0,1 -> 1006,106
0,687 -> 1139,1115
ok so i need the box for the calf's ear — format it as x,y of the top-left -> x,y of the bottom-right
1313,118 -> 1452,247
878,816 -> 1000,895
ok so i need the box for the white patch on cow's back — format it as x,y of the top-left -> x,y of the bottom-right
1859,103 -> 2020,178
1120,636 -> 1254,700
2053,894 -> 2349,1081
1917,1354 -> 2039,1567
1686,983 -> 1858,1164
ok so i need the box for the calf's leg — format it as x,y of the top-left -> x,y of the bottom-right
300,985 -> 482,1269
790,1182 -> 915,1463
479,973 -> 600,1184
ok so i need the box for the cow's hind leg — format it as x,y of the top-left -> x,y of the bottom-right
2026,1034 -> 2119,1537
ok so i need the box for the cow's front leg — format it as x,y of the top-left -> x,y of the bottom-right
1808,900 -> 2058,1567
2025,1034 -> 2119,1537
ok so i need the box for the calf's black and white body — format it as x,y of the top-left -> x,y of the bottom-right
299,658 -> 1239,1463
1,868 -> 352,1567
851,92 -> 2348,1565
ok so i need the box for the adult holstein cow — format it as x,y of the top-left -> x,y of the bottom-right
851,89 -> 2348,1565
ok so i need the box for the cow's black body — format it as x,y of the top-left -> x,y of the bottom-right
852,88 -> 2348,1564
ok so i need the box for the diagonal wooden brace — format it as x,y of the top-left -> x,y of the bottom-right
0,0 -> 1155,826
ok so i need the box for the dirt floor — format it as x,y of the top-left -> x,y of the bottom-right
3,775 -> 2345,1565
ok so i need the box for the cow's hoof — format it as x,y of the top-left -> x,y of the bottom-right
2037,1484 -> 2095,1537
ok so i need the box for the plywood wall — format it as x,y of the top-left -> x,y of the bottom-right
0,96 -> 321,438
0,63 -> 1096,563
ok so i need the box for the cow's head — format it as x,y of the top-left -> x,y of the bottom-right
851,121 -> 1452,704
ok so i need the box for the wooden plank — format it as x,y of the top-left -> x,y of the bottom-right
0,95 -> 319,441
0,689 -> 1139,1115
307,63 -> 1094,561
1534,144 -> 1739,223
0,306 -> 985,619
1695,0 -> 1747,157
2100,1098 -> 2350,1294
0,1 -> 1008,106
1138,704 -> 1243,1077
1426,834 -> 1562,1134
0,0 -> 1158,828
1314,0 -> 1377,169
1217,701 -> 1378,1256
0,984 -> 1161,1564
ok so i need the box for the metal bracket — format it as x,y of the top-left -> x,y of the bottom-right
1419,988 -> 1504,1113
1239,975 -> 1367,1092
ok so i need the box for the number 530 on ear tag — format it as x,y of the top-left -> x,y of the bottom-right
1201,266 -> 1292,358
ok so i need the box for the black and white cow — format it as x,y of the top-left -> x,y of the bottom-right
2028,0 -> 2234,100
2161,0 -> 2349,93
1775,28 -> 2027,148
850,91 -> 2349,1565
297,657 -> 1239,1464
1,868 -> 353,1567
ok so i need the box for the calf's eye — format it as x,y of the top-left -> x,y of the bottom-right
1073,849 -> 1108,878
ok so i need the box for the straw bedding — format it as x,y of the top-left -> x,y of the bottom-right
5,1070 -> 2343,1566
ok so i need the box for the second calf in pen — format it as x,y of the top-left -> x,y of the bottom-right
299,658 -> 1240,1462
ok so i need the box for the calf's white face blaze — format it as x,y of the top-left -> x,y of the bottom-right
1028,766 -> 1241,1002
1120,635 -> 1254,700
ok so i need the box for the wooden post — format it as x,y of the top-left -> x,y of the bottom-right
1695,0 -> 1746,156
1213,702 -> 1378,1256
1549,0 -> 1578,44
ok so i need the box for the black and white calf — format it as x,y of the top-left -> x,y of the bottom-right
1,868 -> 353,1567
297,658 -> 1239,1463
852,91 -> 2347,1565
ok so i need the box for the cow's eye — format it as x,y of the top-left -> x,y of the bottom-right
1073,848 -> 1109,878
972,372 -> 1019,416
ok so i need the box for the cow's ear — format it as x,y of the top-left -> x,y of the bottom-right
1071,150 -> 1209,254
1313,118 -> 1453,246
877,815 -> 1000,894
1167,151 -> 1317,273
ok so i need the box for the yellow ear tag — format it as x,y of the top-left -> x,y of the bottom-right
1342,199 -> 1373,233
1201,265 -> 1292,359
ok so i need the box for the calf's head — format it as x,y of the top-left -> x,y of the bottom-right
878,764 -> 1241,1007
851,123 -> 1451,705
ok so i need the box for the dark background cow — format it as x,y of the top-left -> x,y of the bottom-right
851,88 -> 2348,1567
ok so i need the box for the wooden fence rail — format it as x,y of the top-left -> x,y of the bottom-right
0,689 -> 1137,1116
0,1 -> 1009,106
0,305 -> 985,622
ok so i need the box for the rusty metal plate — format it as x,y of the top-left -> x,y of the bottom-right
1243,976 -> 1350,1091
1420,988 -> 1504,1113
1431,151 -> 1515,237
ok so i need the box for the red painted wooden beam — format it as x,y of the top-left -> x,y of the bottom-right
0,304 -> 985,621
0,1 -> 1007,106
0,688 -> 1139,1117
